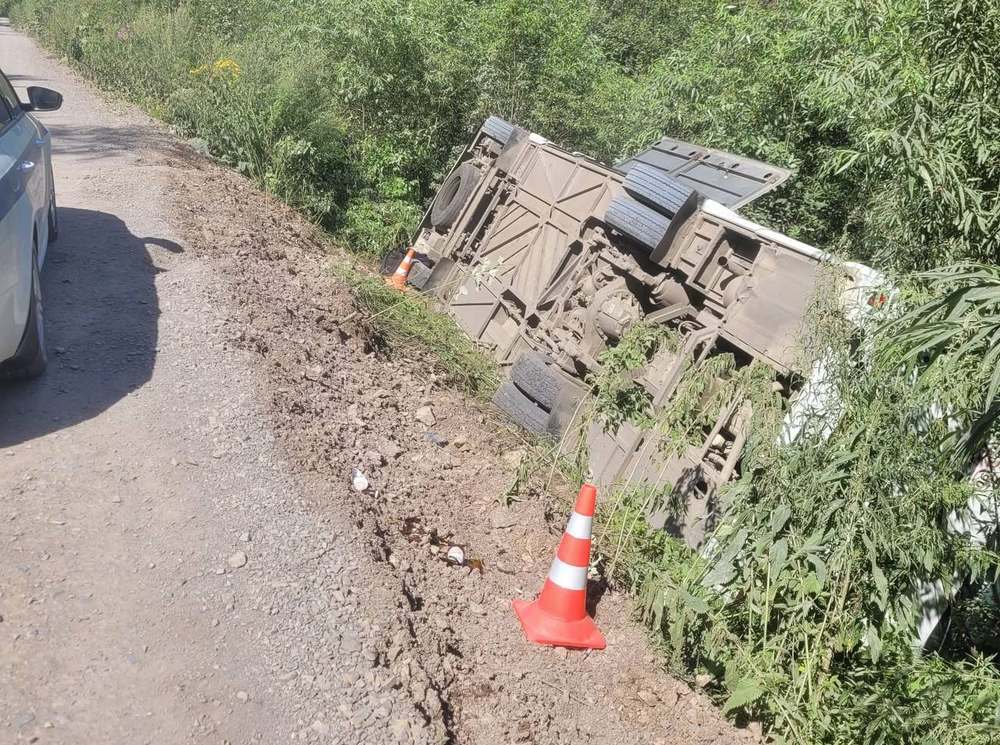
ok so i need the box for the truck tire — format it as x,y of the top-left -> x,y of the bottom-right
430,162 -> 481,230
623,164 -> 698,217
604,194 -> 670,251
493,381 -> 551,435
510,350 -> 564,411
1,246 -> 47,379
482,116 -> 515,146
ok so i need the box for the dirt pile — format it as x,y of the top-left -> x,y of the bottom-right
169,152 -> 757,745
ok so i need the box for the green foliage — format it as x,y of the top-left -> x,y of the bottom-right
589,323 -> 671,431
12,0 -> 1000,271
655,354 -> 777,463
803,0 -> 1000,271
338,199 -> 422,260
881,263 -> 1000,463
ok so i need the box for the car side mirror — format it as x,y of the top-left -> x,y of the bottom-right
23,86 -> 62,112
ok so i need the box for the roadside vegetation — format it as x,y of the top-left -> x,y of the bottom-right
333,265 -> 500,398
10,0 -> 1000,274
10,0 -> 1000,741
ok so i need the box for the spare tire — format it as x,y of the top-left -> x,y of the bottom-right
623,164 -> 699,217
430,162 -> 481,230
604,194 -> 670,251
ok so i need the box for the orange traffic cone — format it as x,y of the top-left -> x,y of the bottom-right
386,248 -> 416,290
513,484 -> 606,650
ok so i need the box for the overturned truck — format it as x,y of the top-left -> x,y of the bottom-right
404,117 -> 878,548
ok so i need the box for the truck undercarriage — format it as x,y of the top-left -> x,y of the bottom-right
407,118 -> 879,548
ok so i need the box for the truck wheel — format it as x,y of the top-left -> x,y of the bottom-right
430,162 -> 481,231
604,194 -> 670,251
510,350 -> 564,411
623,164 -> 699,217
482,116 -> 515,146
493,381 -> 551,435
2,246 -> 47,379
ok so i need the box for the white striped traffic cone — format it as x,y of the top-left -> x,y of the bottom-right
513,484 -> 606,650
386,248 -> 416,290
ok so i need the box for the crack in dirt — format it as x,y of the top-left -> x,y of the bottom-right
361,498 -> 462,743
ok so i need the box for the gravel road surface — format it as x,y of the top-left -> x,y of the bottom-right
0,22 -> 756,745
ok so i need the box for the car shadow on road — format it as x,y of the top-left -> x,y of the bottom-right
45,123 -> 199,165
0,207 -> 183,447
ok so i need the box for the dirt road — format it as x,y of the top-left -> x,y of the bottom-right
0,24 -> 753,745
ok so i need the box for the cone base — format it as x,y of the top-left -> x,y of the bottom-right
513,598 -> 606,650
384,275 -> 407,291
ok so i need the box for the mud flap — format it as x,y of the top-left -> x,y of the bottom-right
407,260 -> 433,290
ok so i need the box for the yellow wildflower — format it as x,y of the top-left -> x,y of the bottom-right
190,58 -> 241,81
212,58 -> 241,79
